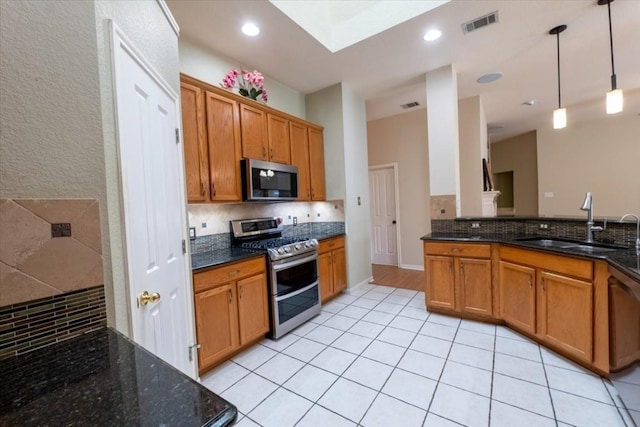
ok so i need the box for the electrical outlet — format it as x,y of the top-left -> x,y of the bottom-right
440,209 -> 446,214
201,222 -> 207,228
471,223 -> 480,229
317,213 -> 320,217
357,196 -> 361,206
293,217 -> 297,226
539,223 -> 549,229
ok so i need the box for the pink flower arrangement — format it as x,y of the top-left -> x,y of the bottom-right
221,68 -> 268,102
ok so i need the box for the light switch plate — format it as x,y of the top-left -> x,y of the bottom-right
189,227 -> 196,240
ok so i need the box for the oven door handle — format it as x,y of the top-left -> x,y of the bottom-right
271,253 -> 318,271
274,280 -> 319,302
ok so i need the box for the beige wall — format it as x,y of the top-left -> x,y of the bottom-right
491,131 -> 539,216
368,109 -> 430,269
537,114 -> 640,217
178,38 -> 306,119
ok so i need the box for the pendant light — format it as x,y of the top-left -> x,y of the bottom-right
549,25 -> 567,129
599,0 -> 623,114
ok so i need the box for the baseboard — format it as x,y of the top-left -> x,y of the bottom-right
400,263 -> 424,271
348,276 -> 374,291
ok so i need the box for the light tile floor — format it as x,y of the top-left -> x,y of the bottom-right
201,284 -> 639,427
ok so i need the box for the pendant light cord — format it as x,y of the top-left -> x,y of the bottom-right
607,0 -> 617,90
556,32 -> 561,109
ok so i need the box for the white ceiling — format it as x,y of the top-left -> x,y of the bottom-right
166,0 -> 640,142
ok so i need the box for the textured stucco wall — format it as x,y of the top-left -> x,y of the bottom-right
0,1 -> 104,199
94,0 -> 181,335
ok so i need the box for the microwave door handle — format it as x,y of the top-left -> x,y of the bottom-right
274,281 -> 320,302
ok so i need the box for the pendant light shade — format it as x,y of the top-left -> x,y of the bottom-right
549,25 -> 567,130
599,0 -> 623,114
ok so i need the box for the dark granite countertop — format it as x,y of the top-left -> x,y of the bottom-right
191,231 -> 346,272
422,232 -> 640,283
0,328 -> 237,427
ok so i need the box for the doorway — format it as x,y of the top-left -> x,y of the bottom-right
368,163 -> 400,266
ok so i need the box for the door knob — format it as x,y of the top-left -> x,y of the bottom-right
139,291 -> 161,307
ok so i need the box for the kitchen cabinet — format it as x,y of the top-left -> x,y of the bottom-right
319,236 -> 347,302
608,273 -> 640,371
180,73 -> 324,204
239,103 -> 268,160
239,106 -> 292,164
424,242 -> 494,319
205,91 -> 242,201
266,114 -> 291,164
193,257 -> 268,374
290,122 -> 326,201
180,81 -> 209,202
499,246 -> 599,366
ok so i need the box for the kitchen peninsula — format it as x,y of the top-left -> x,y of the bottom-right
422,216 -> 640,376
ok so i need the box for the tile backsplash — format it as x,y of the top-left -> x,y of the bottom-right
0,199 -> 106,359
188,199 -> 345,237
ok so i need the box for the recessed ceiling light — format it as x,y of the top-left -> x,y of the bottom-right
477,72 -> 503,84
423,29 -> 442,42
522,100 -> 537,106
242,23 -> 260,36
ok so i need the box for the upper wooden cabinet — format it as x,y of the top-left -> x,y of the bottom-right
290,122 -> 326,201
180,82 -> 209,202
266,114 -> 291,164
205,92 -> 242,201
180,74 -> 324,203
239,103 -> 268,160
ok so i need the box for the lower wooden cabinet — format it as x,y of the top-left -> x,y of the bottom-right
319,236 -> 347,302
499,246 -> 598,366
609,276 -> 640,370
423,242 -> 493,319
193,257 -> 269,374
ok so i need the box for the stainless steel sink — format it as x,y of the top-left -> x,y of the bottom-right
519,238 -> 578,249
517,238 -> 622,253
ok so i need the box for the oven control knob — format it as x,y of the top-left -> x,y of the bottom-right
277,248 -> 285,255
284,246 -> 291,253
295,244 -> 301,251
304,241 -> 311,248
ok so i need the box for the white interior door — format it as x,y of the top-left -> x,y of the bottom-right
112,23 -> 195,377
369,165 -> 398,266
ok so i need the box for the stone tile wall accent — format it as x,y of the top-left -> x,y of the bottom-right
0,285 -> 106,360
432,217 -> 638,248
0,199 -> 104,307
430,195 -> 456,220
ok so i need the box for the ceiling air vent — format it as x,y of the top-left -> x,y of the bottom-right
462,11 -> 499,34
401,101 -> 420,109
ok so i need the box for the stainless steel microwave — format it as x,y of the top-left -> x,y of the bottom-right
241,159 -> 298,201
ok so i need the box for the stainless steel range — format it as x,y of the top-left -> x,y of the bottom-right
230,217 -> 321,339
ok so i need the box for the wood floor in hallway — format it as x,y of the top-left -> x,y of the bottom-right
370,264 -> 424,292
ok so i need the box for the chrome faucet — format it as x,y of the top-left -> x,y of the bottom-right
619,214 -> 640,252
580,192 -> 604,243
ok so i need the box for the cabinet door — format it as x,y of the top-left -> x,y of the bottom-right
237,273 -> 270,345
458,258 -> 493,317
194,283 -> 238,373
290,122 -> 311,201
425,255 -> 455,310
538,271 -> 593,363
205,92 -> 242,201
308,128 -> 326,200
332,248 -> 347,295
499,261 -> 536,335
318,251 -> 333,303
240,103 -> 267,160
267,114 -> 291,164
180,82 -> 209,202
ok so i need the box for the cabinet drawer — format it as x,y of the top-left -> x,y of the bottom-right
319,236 -> 345,254
423,242 -> 490,259
500,246 -> 593,281
194,257 -> 266,293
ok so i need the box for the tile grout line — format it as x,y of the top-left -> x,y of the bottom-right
537,341 -> 560,427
